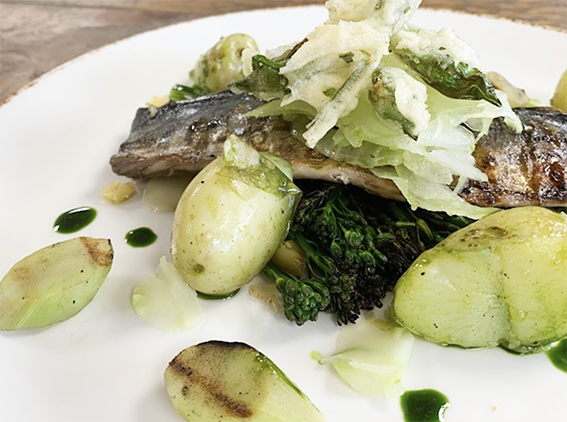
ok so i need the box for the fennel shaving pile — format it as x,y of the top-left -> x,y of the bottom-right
239,0 -> 521,219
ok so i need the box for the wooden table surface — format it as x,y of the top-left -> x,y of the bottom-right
1,0 -> 566,103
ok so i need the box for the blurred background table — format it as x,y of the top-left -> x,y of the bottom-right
1,0 -> 566,103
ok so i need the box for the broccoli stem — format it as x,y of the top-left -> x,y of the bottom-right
264,182 -> 473,326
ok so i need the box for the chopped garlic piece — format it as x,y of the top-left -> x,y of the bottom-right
249,283 -> 283,315
147,94 -> 170,108
101,181 -> 137,204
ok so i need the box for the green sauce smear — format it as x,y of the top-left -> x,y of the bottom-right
125,227 -> 157,247
546,339 -> 567,373
197,289 -> 240,300
54,206 -> 97,233
400,389 -> 450,422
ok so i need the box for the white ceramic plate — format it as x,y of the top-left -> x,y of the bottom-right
0,5 -> 566,422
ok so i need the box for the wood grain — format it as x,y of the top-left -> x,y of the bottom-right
1,0 -> 565,102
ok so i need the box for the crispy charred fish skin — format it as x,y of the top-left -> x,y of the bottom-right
110,91 -> 266,177
461,107 -> 567,207
110,91 -> 567,208
110,91 -> 404,201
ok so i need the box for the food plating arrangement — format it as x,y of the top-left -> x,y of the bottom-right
1,1 -> 566,421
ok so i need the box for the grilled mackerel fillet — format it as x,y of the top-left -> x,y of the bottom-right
110,91 -> 404,201
110,91 -> 567,208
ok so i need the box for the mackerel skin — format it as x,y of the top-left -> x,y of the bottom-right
110,91 -> 567,208
110,91 -> 404,201
461,107 -> 567,207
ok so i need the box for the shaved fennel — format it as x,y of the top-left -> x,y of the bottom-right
131,256 -> 204,332
233,0 -> 522,218
316,314 -> 414,398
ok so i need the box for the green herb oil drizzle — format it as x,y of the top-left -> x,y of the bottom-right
125,227 -> 157,247
546,339 -> 567,373
400,389 -> 450,422
197,289 -> 240,300
54,207 -> 97,233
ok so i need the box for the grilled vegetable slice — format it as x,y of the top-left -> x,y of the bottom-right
0,237 -> 113,330
164,341 -> 325,422
392,207 -> 567,354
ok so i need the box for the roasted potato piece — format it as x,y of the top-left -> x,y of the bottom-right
171,135 -> 300,297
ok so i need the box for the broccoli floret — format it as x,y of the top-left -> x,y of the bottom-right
263,182 -> 472,325
262,262 -> 330,326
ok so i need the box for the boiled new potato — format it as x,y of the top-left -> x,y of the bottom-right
551,68 -> 567,112
171,135 -> 301,297
190,33 -> 259,93
392,207 -> 567,354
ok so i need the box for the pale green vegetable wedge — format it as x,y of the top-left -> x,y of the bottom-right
551,68 -> 567,112
165,341 -> 326,422
392,207 -> 567,354
0,237 -> 113,331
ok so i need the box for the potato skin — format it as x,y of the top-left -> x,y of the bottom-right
171,148 -> 300,296
551,68 -> 567,112
191,33 -> 259,93
392,207 -> 567,354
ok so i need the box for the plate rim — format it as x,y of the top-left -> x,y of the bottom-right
1,4 -> 565,108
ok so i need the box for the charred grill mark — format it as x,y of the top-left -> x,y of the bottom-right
169,358 -> 193,376
80,237 -> 113,267
168,342 -> 255,419
461,107 -> 567,207
211,391 -> 253,418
